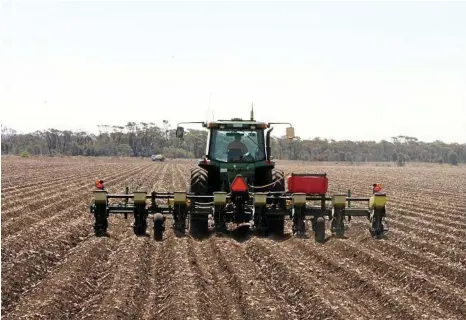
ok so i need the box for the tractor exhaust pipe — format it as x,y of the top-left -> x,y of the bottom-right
266,127 -> 274,161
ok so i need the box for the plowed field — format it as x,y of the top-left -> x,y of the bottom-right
2,156 -> 466,320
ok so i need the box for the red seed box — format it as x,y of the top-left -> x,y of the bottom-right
287,173 -> 328,194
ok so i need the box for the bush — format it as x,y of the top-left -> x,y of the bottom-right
20,151 -> 29,158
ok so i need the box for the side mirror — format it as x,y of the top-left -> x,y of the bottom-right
176,126 -> 184,138
286,126 -> 295,140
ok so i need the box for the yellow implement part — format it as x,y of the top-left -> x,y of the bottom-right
370,193 -> 387,209
168,198 -> 191,207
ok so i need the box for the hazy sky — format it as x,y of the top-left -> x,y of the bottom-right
1,1 -> 465,143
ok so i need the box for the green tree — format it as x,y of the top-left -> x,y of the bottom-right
397,153 -> 406,167
1,124 -> 465,165
448,150 -> 459,165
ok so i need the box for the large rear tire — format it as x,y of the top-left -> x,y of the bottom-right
270,169 -> 285,193
189,167 -> 210,236
266,169 -> 285,235
190,167 -> 209,194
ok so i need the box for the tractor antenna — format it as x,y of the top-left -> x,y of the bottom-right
250,102 -> 254,120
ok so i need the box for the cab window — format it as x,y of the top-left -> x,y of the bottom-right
208,129 -> 265,162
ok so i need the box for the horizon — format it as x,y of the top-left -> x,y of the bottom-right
2,122 -> 464,145
1,1 -> 465,144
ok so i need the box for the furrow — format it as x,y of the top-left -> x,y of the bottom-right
244,238 -> 346,320
209,235 -> 290,319
329,239 -> 466,319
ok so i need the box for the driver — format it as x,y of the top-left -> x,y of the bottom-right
227,134 -> 248,154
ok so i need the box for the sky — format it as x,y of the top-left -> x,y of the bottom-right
1,0 -> 465,143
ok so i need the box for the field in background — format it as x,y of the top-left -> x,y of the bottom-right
2,156 -> 466,319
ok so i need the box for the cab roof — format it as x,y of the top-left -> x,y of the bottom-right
204,118 -> 268,129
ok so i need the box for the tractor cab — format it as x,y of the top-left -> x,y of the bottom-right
175,114 -> 295,194
205,120 -> 267,163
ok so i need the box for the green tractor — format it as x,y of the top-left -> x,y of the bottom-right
174,113 -> 294,235
90,111 -> 388,242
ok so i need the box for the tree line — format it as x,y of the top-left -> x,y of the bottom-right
1,123 -> 464,165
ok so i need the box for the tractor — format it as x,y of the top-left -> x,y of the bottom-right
90,110 -> 388,242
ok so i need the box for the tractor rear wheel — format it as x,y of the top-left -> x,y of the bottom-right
270,169 -> 285,193
189,167 -> 210,236
190,167 -> 209,194
266,169 -> 285,235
